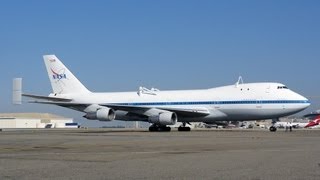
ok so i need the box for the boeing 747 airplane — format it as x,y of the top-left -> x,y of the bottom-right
21,55 -> 310,132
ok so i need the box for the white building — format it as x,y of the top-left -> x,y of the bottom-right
0,113 -> 79,128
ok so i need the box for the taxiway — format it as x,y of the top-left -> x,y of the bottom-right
0,129 -> 319,180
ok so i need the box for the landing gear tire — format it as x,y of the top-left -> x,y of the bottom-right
149,125 -> 171,132
178,126 -> 191,131
149,126 -> 157,132
159,126 -> 171,132
269,126 -> 277,132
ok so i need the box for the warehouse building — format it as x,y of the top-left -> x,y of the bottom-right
0,113 -> 79,128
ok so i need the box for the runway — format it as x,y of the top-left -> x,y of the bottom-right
0,129 -> 319,180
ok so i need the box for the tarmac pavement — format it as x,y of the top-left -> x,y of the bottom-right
0,128 -> 319,180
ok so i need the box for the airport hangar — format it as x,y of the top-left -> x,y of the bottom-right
0,113 -> 79,128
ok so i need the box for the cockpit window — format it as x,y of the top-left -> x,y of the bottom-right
277,86 -> 288,89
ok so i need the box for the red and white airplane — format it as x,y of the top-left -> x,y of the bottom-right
304,113 -> 320,128
274,113 -> 320,129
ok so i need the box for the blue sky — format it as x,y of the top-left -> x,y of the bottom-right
1,0 -> 319,127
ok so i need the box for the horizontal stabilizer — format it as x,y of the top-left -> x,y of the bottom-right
22,93 -> 72,102
27,101 -> 88,111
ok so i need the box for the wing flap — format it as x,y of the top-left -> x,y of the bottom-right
102,104 -> 210,117
159,107 -> 210,117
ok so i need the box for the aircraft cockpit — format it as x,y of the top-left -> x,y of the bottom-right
277,86 -> 288,89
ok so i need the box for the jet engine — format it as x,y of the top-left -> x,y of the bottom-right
149,112 -> 177,125
84,107 -> 116,121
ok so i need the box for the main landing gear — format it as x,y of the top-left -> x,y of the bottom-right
178,122 -> 191,131
148,122 -> 192,132
269,118 -> 278,132
149,124 -> 171,132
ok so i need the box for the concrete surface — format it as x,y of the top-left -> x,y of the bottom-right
0,129 -> 319,180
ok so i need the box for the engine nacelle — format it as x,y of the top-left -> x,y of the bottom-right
149,112 -> 177,125
84,107 -> 116,121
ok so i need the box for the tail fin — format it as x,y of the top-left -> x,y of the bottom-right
305,117 -> 320,128
43,55 -> 90,94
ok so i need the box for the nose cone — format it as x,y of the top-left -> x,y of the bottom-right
296,93 -> 311,110
302,98 -> 311,109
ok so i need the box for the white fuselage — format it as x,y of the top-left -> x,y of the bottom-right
60,82 -> 310,123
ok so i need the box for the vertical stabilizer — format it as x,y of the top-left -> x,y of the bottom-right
43,55 -> 90,94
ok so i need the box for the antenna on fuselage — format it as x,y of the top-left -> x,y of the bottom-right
235,76 -> 243,87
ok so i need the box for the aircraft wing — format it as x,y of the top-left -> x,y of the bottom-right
27,100 -> 210,117
102,104 -> 210,117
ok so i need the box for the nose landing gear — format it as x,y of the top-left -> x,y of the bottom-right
269,118 -> 278,132
269,126 -> 277,132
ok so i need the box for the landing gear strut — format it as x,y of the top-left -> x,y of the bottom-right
149,124 -> 171,132
178,122 -> 191,131
269,118 -> 278,132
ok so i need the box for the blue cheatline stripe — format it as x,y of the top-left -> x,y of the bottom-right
112,100 -> 310,106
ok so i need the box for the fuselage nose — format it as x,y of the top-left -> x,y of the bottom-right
303,98 -> 311,109
295,92 -> 311,109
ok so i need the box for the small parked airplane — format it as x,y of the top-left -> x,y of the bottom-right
19,55 -> 310,132
275,121 -> 308,129
304,113 -> 320,128
275,115 -> 320,129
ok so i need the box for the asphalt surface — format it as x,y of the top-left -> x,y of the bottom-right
0,128 -> 319,180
